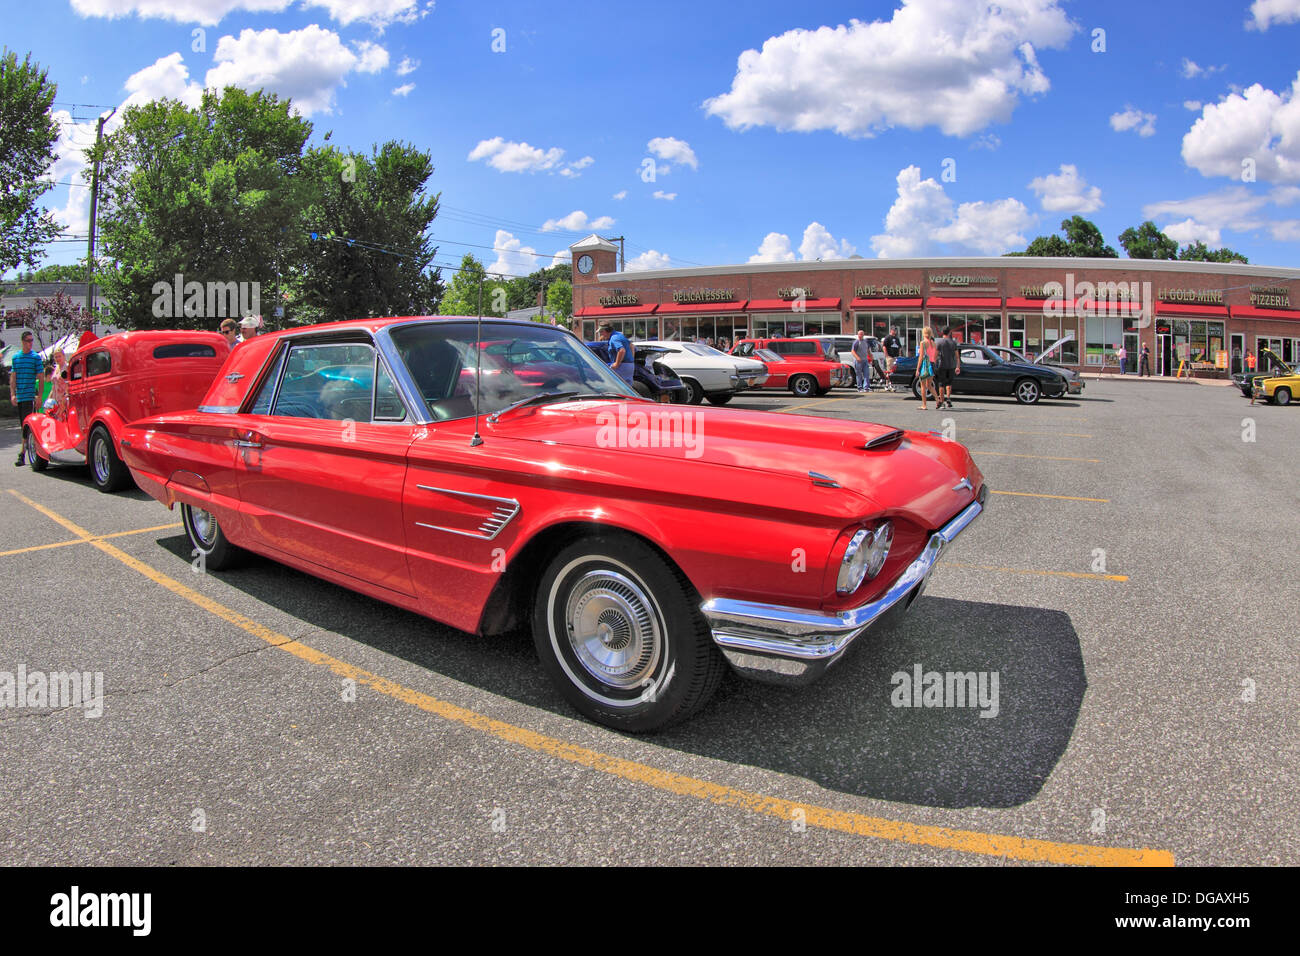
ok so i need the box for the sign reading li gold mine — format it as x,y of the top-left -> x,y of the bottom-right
1157,288 -> 1223,304
598,293 -> 639,307
930,273 -> 997,287
854,284 -> 921,297
1249,286 -> 1291,307
777,286 -> 813,299
672,289 -> 736,304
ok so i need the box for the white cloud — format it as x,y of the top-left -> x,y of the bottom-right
1268,219 -> 1300,239
486,229 -> 553,277
468,137 -> 565,173
1142,186 -> 1271,233
205,26 -> 388,116
558,155 -> 594,178
870,165 -> 1032,257
395,57 -> 419,76
1181,73 -> 1300,182
612,190 -> 627,200
1184,100 -> 1203,111
69,0 -> 422,28
541,210 -> 615,232
1180,58 -> 1224,80
391,83 -> 414,96
749,232 -> 796,263
1110,107 -> 1157,137
626,250 -> 672,272
703,0 -> 1075,138
125,51 -> 204,108
647,136 -> 698,170
652,190 -> 677,201
1027,163 -> 1103,212
551,249 -> 572,267
1247,0 -> 1300,30
1161,218 -> 1221,245
798,222 -> 855,259
970,133 -> 1001,150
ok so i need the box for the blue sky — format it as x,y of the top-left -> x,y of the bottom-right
10,0 -> 1300,278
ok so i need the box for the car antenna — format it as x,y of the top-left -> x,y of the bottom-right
470,276 -> 484,446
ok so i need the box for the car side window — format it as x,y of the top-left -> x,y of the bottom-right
373,359 -> 407,422
85,351 -> 111,377
961,348 -> 988,364
69,360 -> 83,381
246,346 -> 288,416
272,342 -> 376,422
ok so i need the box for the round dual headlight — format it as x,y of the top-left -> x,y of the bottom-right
836,520 -> 893,595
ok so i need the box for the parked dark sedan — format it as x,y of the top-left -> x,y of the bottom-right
585,341 -> 688,403
893,344 -> 1070,404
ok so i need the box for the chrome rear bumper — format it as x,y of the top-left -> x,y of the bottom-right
700,498 -> 983,685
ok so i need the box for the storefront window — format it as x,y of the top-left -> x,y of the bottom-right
1085,316 -> 1124,365
855,312 -> 923,354
929,313 -> 1000,345
751,313 -> 840,339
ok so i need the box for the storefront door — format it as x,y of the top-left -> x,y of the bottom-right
1123,332 -> 1139,373
1230,334 -> 1244,375
1157,334 -> 1171,376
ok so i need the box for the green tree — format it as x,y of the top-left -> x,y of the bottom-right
544,278 -> 572,324
1119,220 -> 1178,259
1008,216 -> 1118,258
14,260 -> 91,282
287,141 -> 443,324
0,50 -> 61,273
93,87 -> 311,329
1177,241 -> 1248,263
438,253 -> 508,316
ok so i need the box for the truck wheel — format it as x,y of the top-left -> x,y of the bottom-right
181,503 -> 244,571
790,375 -> 817,398
24,429 -> 48,472
88,427 -> 131,492
533,534 -> 725,732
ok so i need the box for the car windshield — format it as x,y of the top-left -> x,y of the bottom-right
754,348 -> 783,362
390,321 -> 633,422
682,342 -> 726,357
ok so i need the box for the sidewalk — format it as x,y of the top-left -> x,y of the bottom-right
1086,371 -> 1232,387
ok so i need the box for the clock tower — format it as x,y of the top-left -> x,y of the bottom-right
570,234 -> 619,288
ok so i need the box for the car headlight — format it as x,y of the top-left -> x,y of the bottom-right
837,520 -> 893,594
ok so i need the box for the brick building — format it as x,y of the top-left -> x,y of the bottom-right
569,235 -> 1300,377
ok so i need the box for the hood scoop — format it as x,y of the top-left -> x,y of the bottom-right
857,428 -> 904,450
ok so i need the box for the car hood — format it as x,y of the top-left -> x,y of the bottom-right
489,400 -> 980,523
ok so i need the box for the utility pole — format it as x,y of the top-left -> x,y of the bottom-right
606,235 -> 625,272
84,107 -> 117,322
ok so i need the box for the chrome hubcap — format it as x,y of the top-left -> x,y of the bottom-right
189,508 -> 216,548
565,570 -> 661,688
26,432 -> 37,461
92,439 -> 109,481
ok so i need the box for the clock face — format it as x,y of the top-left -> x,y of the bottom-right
577,255 -> 594,275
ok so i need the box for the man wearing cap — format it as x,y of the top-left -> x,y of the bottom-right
10,331 -> 45,466
238,315 -> 262,342
598,324 -> 635,386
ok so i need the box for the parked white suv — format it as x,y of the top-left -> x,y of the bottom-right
643,340 -> 768,405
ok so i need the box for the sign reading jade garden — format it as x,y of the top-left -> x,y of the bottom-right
1250,286 -> 1291,308
598,293 -> 639,307
854,284 -> 921,297
671,289 -> 736,304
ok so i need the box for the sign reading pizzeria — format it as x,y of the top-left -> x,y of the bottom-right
598,293 -> 639,307
1157,288 -> 1223,304
1250,286 -> 1291,308
854,283 -> 921,297
672,288 -> 736,304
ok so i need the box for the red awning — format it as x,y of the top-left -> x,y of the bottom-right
850,297 -> 923,309
574,304 -> 659,317
656,300 -> 748,314
746,297 -> 841,311
1229,305 -> 1300,322
926,297 -> 1003,310
1155,302 -> 1229,318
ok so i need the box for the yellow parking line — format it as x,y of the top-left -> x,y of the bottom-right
4,489 -> 1172,867
991,490 -> 1109,503
777,397 -> 854,413
960,427 -> 1093,438
0,521 -> 182,558
974,452 -> 1101,463
944,562 -> 1128,582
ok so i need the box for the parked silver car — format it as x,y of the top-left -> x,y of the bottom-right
643,340 -> 768,405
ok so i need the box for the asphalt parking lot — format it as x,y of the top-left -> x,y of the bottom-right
0,378 -> 1295,866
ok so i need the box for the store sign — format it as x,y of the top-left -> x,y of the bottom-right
777,286 -> 813,299
1250,286 -> 1291,308
930,273 -> 997,286
598,293 -> 639,307
1158,288 -> 1223,304
854,283 -> 921,297
672,288 -> 735,304
1021,283 -> 1139,300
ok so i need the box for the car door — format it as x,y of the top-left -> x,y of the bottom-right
957,347 -> 1001,395
232,338 -> 418,597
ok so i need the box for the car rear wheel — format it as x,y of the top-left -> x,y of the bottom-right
88,427 -> 131,492
24,429 -> 48,472
1276,387 -> 1292,406
682,378 -> 705,405
705,394 -> 732,405
181,503 -> 244,571
790,375 -> 817,398
532,534 -> 725,732
1014,378 -> 1041,405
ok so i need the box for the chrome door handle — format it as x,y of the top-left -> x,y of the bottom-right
234,439 -> 263,449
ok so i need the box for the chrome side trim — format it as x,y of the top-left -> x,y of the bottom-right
808,471 -> 840,488
413,484 -> 521,540
701,499 -> 983,684
198,404 -> 241,414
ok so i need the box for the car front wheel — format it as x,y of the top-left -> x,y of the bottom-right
682,378 -> 705,405
181,503 -> 244,571
1014,378 -> 1041,405
88,427 -> 131,492
532,534 -> 725,732
24,429 -> 48,472
1275,387 -> 1292,406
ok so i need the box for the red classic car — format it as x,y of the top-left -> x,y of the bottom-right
120,317 -> 985,731
22,330 -> 230,492
749,347 -> 853,397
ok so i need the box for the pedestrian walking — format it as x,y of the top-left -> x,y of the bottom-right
851,329 -> 872,392
917,327 -> 939,409
1139,344 -> 1152,377
10,331 -> 45,466
883,326 -> 903,392
935,326 -> 961,409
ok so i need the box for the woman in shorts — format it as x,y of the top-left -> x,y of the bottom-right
917,327 -> 939,410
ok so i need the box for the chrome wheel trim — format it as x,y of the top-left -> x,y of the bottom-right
185,505 -> 218,550
25,431 -> 38,463
548,557 -> 666,707
793,376 -> 815,397
92,435 -> 110,483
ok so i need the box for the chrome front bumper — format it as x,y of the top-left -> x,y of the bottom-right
700,498 -> 983,685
